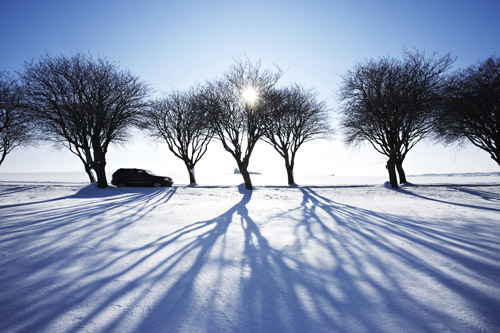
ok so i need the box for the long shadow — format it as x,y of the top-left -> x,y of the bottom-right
0,192 -> 69,210
0,184 -> 169,210
0,184 -> 42,196
302,187 -> 500,262
2,185 -> 499,332
288,188 -> 432,331
235,190 -> 340,332
394,185 -> 500,212
450,185 -> 500,202
127,186 -> 341,332
0,186 -> 177,333
58,186 -> 341,332
128,188 -> 252,332
294,187 -> 500,331
43,186 -> 250,333
0,187 -> 177,239
131,186 -> 500,332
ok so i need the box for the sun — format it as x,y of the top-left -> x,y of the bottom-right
241,86 -> 259,105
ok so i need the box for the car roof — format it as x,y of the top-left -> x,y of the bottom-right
116,168 -> 146,172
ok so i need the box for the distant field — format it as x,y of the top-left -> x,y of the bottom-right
1,171 -> 500,186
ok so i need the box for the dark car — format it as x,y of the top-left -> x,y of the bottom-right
111,168 -> 173,187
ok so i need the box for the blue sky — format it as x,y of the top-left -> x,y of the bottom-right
1,0 -> 499,178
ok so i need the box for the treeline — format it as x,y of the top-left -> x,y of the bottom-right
1,50 -> 499,189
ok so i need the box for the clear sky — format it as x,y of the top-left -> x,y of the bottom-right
1,0 -> 499,179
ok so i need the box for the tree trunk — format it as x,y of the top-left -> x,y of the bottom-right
386,157 -> 398,189
94,152 -> 108,189
237,161 -> 253,190
396,159 -> 407,184
285,159 -> 295,186
184,160 -> 196,184
188,169 -> 196,184
84,164 -> 96,183
94,165 -> 107,188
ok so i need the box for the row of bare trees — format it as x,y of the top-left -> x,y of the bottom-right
1,54 -> 329,189
1,51 -> 499,189
145,60 -> 329,189
338,50 -> 500,188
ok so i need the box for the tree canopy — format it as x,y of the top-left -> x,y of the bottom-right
0,72 -> 34,166
263,84 -> 329,185
339,50 -> 453,188
436,56 -> 500,166
22,53 -> 149,188
201,59 -> 283,190
145,87 -> 213,184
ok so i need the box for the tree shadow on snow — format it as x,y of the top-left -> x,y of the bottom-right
130,185 -> 345,332
388,184 -> 500,213
449,185 -> 500,202
0,184 -> 42,196
1,185 -> 499,332
74,186 -> 500,331
0,186 -> 177,333
289,187 -> 500,331
0,183 -> 173,210
133,186 -> 500,332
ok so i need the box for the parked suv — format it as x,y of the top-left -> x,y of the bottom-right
111,168 -> 174,187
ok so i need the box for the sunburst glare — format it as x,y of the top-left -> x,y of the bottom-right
241,85 -> 259,105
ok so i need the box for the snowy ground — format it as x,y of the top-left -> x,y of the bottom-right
2,171 -> 500,186
1,180 -> 500,332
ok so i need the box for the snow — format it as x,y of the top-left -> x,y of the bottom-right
1,178 -> 500,332
2,171 -> 500,186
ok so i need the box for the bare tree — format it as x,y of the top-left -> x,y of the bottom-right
339,50 -> 453,188
201,59 -> 283,190
263,84 -> 329,185
22,53 -> 149,188
146,87 -> 213,185
435,56 -> 500,166
0,72 -> 34,166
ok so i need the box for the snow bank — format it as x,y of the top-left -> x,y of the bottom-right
1,183 -> 499,332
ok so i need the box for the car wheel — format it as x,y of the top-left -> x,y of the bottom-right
118,181 -> 126,187
152,181 -> 161,187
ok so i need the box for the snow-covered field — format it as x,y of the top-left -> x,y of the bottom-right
1,178 -> 500,332
1,171 -> 500,186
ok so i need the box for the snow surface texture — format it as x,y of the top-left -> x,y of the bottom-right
1,182 -> 500,332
